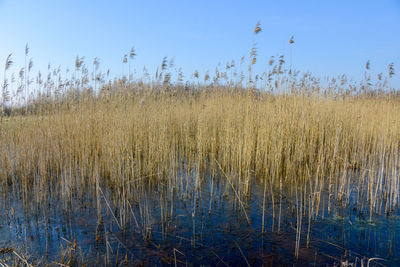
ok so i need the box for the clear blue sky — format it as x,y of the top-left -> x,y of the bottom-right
0,0 -> 399,88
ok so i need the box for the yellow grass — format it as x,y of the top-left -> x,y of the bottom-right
1,89 -> 399,219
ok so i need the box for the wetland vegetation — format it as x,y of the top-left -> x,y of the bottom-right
0,24 -> 399,266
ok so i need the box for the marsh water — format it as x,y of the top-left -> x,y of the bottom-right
0,169 -> 399,266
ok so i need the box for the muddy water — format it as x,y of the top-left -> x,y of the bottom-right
0,172 -> 399,266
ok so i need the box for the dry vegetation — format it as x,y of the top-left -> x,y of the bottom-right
2,84 -> 400,211
0,23 -> 398,265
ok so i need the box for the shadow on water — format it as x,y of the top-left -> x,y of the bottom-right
0,168 -> 399,266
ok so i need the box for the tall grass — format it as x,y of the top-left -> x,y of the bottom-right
1,82 -> 399,215
0,25 -> 399,264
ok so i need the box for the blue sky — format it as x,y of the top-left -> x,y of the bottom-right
0,0 -> 399,88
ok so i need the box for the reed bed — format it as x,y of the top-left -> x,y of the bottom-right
1,84 -> 399,215
0,34 -> 399,265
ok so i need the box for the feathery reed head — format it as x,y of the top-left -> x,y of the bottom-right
5,53 -> 13,71
365,60 -> 370,70
28,59 -> 34,71
129,47 -> 136,59
25,43 -> 29,56
19,68 -> 24,79
389,63 -> 395,78
254,21 -> 262,34
161,57 -> 168,71
75,56 -> 84,70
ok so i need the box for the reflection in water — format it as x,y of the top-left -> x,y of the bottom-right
0,169 -> 399,266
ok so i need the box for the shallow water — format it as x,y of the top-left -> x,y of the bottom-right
0,170 -> 399,266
